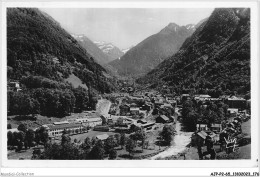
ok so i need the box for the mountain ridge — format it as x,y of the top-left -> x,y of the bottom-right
7,8 -> 114,94
137,8 -> 250,96
108,22 -> 200,77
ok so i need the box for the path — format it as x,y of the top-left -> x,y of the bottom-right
96,99 -> 111,116
149,121 -> 193,159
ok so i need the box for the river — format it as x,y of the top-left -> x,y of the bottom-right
150,121 -> 193,160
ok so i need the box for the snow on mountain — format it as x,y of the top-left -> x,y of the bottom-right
94,41 -> 115,53
121,46 -> 134,54
71,34 -> 85,42
185,24 -> 196,32
71,34 -> 116,64
94,41 -> 124,60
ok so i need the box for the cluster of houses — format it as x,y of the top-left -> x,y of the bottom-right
190,95 -> 250,150
181,94 -> 249,110
36,91 -> 250,146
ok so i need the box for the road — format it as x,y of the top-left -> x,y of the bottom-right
150,121 -> 193,159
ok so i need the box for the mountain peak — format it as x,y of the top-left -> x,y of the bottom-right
160,23 -> 181,34
94,41 -> 124,60
167,22 -> 180,29
138,8 -> 250,96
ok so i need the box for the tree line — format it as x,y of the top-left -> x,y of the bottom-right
8,85 -> 97,117
32,124 -> 176,160
34,131 -> 127,160
7,124 -> 49,152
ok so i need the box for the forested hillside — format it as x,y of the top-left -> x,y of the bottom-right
137,8 -> 250,96
7,8 -> 115,117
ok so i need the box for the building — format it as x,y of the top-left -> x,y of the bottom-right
130,103 -> 138,108
119,104 -> 130,116
160,103 -> 173,109
196,124 -> 208,131
154,101 -> 164,108
227,108 -> 239,118
209,98 -> 221,102
115,126 -> 131,133
130,107 -> 140,115
116,117 -> 132,126
8,128 -> 19,133
198,94 -> 211,101
140,122 -> 155,130
181,94 -> 190,102
191,131 -> 218,147
168,100 -> 177,107
227,97 -> 247,109
87,117 -> 102,127
211,123 -> 222,133
8,81 -> 22,92
75,117 -> 102,127
45,122 -> 86,137
191,131 -> 207,147
107,118 -> 113,125
141,104 -> 152,111
156,115 -> 170,123
93,125 -> 110,132
96,134 -> 109,141
116,117 -> 125,125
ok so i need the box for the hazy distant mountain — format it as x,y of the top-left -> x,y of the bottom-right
72,34 -> 115,64
108,22 -> 197,77
94,41 -> 124,60
138,8 -> 250,95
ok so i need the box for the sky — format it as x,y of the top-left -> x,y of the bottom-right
41,8 -> 214,49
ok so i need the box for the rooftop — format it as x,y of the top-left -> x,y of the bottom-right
48,123 -> 83,130
159,115 -> 170,121
130,108 -> 140,111
53,121 -> 69,125
197,131 -> 207,139
96,134 -> 109,140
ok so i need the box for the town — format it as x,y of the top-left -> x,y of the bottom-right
7,80 -> 251,160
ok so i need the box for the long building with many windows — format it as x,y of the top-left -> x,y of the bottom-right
43,122 -> 87,137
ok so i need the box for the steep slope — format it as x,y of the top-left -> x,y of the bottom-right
7,8 -> 114,93
138,8 -> 250,95
72,34 -> 115,64
94,41 -> 124,60
108,23 -> 196,77
121,46 -> 134,54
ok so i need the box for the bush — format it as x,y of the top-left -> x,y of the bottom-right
160,125 -> 176,146
109,149 -> 117,160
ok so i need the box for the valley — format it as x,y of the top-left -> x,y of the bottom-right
6,7 -> 251,161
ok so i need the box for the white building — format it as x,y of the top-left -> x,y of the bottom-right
45,122 -> 86,137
